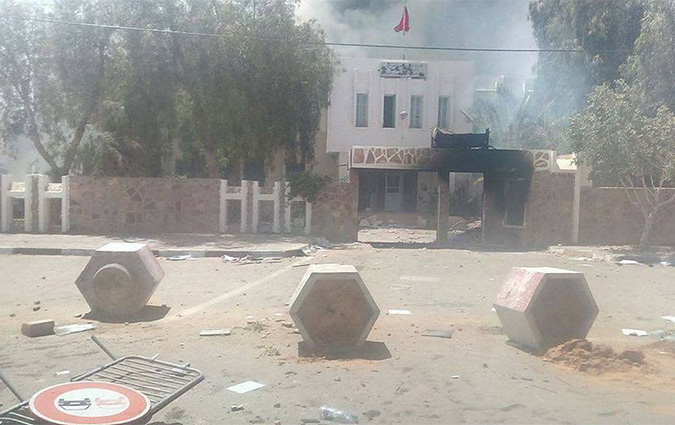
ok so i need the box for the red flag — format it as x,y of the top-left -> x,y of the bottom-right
394,5 -> 410,33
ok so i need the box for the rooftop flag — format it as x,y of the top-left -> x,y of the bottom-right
394,5 -> 410,33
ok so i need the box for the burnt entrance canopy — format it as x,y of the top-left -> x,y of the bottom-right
349,129 -> 535,244
350,129 -> 534,177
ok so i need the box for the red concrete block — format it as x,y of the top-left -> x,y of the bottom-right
494,267 -> 599,351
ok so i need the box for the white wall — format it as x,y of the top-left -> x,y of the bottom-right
327,57 -> 475,153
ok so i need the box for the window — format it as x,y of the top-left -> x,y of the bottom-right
355,93 -> 368,127
410,95 -> 423,128
504,178 -> 528,227
383,95 -> 396,128
437,96 -> 450,129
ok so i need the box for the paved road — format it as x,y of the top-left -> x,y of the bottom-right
2,245 -> 675,424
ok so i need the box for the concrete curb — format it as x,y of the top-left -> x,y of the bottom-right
0,246 -> 308,258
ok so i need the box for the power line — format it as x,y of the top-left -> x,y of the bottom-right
0,13 -> 633,54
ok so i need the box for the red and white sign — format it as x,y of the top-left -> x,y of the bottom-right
29,381 -> 150,425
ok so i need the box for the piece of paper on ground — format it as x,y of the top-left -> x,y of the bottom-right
227,381 -> 265,394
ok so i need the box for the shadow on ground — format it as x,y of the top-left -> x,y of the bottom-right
298,341 -> 391,361
83,305 -> 171,324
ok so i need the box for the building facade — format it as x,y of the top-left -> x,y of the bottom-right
324,58 -> 475,214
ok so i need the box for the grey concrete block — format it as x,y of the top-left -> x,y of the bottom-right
289,264 -> 379,351
75,243 -> 165,319
21,319 -> 55,337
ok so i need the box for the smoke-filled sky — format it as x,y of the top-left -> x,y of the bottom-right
297,0 -> 538,88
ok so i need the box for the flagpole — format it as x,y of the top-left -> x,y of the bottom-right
402,0 -> 407,60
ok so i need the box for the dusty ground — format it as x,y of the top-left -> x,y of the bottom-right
3,244 -> 675,424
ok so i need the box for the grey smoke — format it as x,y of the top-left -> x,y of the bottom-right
298,0 -> 538,87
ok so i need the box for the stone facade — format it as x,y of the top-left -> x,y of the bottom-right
351,146 -> 435,169
311,172 -> 359,242
483,172 -> 574,248
522,172 -> 575,247
69,177 -> 220,234
579,187 -> 675,246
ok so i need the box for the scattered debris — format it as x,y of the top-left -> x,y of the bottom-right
32,306 -> 41,312
450,375 -> 461,379
618,259 -> 642,266
399,276 -> 440,283
387,283 -> 411,291
319,406 -> 359,424
363,410 -> 381,421
388,309 -> 411,315
54,323 -> 96,336
231,404 -> 245,412
545,339 -> 647,374
199,329 -> 232,337
54,370 -> 70,376
227,381 -> 265,394
166,254 -> 191,261
21,319 -> 55,338
622,328 -> 649,337
660,261 -> 672,267
301,419 -> 320,424
274,402 -> 281,408
650,330 -> 675,341
421,329 -> 454,339
662,316 -> 675,324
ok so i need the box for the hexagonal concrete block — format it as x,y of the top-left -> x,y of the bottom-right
75,243 -> 165,319
289,264 -> 379,351
494,267 -> 599,352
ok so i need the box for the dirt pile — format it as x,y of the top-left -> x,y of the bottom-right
545,339 -> 647,374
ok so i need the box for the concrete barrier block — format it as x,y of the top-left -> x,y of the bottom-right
289,264 -> 379,351
21,319 -> 55,338
75,243 -> 165,319
494,267 -> 598,351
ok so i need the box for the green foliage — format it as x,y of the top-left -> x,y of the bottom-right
567,80 -> 675,246
529,0 -> 644,118
622,0 -> 675,111
0,0 -> 113,177
287,170 -> 332,203
0,0 -> 336,178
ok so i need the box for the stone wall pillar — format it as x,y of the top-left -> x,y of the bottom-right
436,171 -> 449,243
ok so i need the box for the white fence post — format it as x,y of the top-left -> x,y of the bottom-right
219,179 -> 227,233
284,182 -> 292,233
0,175 -> 12,232
24,175 -> 36,232
240,180 -> 249,233
251,181 -> 260,234
38,174 -> 50,233
305,202 -> 312,235
61,176 -> 70,233
272,182 -> 280,233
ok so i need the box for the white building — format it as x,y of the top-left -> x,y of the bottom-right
323,57 -> 475,213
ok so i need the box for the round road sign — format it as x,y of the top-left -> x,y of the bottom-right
29,381 -> 150,425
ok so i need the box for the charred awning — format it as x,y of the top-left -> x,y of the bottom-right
431,128 -> 490,149
350,145 -> 533,177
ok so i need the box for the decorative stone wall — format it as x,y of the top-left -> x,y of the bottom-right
69,177 -> 220,234
351,146 -> 434,169
579,187 -> 675,246
483,172 -> 574,248
311,171 -> 359,242
522,172 -> 575,247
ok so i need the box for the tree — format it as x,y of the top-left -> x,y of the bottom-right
161,0 -> 336,179
527,0 -> 644,149
568,81 -> 675,248
622,0 -> 675,111
0,0 -> 113,178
